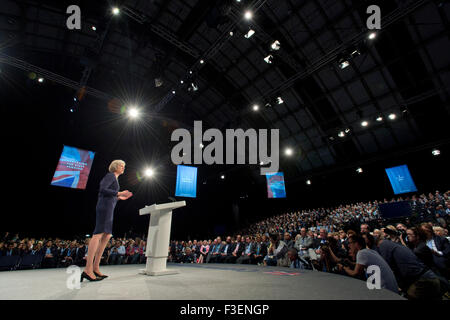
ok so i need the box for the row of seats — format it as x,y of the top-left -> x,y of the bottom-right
0,254 -> 43,271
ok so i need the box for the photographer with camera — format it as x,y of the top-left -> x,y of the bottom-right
337,234 -> 399,293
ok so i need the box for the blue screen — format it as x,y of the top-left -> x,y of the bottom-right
266,172 -> 287,198
385,164 -> 418,195
175,165 -> 197,198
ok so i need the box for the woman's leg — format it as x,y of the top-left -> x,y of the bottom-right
93,233 -> 112,274
84,234 -> 103,276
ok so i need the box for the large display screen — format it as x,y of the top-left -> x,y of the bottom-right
175,165 -> 197,198
266,172 -> 287,198
385,164 -> 418,195
51,145 -> 95,189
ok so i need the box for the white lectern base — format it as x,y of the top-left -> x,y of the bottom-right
139,269 -> 179,276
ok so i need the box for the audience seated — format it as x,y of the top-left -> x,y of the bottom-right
1,190 -> 449,300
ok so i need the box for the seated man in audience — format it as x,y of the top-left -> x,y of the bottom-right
284,232 -> 295,249
181,247 -> 196,264
207,237 -> 223,263
225,235 -> 244,264
378,228 -> 442,299
218,236 -> 233,263
420,223 -> 450,279
254,235 -> 268,265
338,234 -> 398,293
294,228 -> 313,259
42,240 -> 57,268
236,236 -> 256,264
287,248 -> 311,269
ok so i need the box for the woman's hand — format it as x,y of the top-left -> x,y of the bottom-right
118,190 -> 133,200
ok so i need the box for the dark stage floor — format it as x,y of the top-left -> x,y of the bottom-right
0,263 -> 403,300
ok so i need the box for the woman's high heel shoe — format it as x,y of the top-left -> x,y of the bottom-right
94,271 -> 108,279
80,271 -> 101,282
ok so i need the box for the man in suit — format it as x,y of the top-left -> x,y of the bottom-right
254,235 -> 268,265
236,236 -> 256,264
420,223 -> 450,278
4,242 -> 20,256
41,240 -> 58,268
207,237 -> 222,263
218,236 -> 233,263
225,235 -> 244,264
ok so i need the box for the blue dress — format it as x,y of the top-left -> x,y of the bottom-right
93,172 -> 119,235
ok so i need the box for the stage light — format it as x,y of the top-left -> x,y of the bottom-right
188,83 -> 198,92
388,113 -> 396,120
361,120 -> 369,127
338,131 -> 345,138
432,149 -> 440,156
356,167 -> 363,173
38,77 -> 44,83
264,55 -> 273,64
285,148 -> 293,156
368,32 -> 377,40
180,80 -> 184,84
128,107 -> 139,118
200,59 -> 204,64
376,116 -> 383,122
244,10 -> 253,20
172,90 -> 176,94
271,40 -> 280,50
229,31 -> 234,36
244,29 -> 255,38
344,128 -> 351,133
306,179 -> 311,185
339,59 -> 350,69
91,26 -> 96,31
189,70 -> 193,74
70,109 -> 74,112
112,7 -> 120,15
144,168 -> 154,177
252,104 -> 259,111
221,174 -> 225,179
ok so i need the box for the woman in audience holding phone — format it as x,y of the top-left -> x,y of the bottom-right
81,160 -> 133,282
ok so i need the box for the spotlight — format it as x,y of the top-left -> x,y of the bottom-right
91,26 -> 97,31
270,40 -> 281,50
356,167 -> 363,173
376,116 -> 383,122
252,104 -> 259,111
264,55 -> 273,64
244,10 -> 253,20
37,77 -> 44,83
200,59 -> 204,64
70,109 -> 74,113
172,90 -> 176,94
229,31 -> 234,36
188,83 -> 198,92
112,7 -> 120,15
306,179 -> 311,185
285,148 -> 293,156
144,168 -> 154,177
189,70 -> 193,74
244,29 -> 255,38
339,59 -> 350,69
277,97 -> 284,104
221,174 -> 225,179
344,128 -> 351,133
361,120 -> 369,127
368,32 -> 377,40
128,107 -> 139,118
338,131 -> 346,138
180,80 -> 184,84
432,149 -> 440,156
388,113 -> 397,120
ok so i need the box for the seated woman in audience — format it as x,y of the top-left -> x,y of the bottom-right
197,240 -> 209,263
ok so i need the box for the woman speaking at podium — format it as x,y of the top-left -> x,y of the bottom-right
81,160 -> 133,282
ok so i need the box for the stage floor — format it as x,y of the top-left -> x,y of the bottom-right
0,263 -> 403,300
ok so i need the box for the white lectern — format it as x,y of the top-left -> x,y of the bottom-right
138,201 -> 186,276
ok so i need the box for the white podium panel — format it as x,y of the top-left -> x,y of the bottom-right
138,201 -> 186,276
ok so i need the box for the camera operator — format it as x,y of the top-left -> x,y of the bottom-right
318,236 -> 348,273
337,234 -> 399,294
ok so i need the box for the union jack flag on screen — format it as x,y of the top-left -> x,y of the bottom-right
51,145 -> 95,189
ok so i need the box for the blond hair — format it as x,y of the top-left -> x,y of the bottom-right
109,160 -> 125,173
